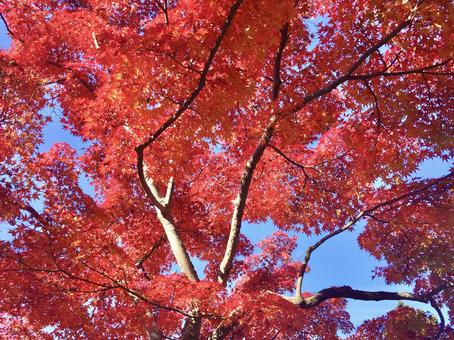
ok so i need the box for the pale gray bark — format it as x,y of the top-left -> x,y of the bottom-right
145,174 -> 199,282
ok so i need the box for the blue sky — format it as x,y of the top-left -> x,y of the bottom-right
0,18 -> 450,331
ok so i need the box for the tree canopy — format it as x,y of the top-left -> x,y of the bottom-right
0,0 -> 453,338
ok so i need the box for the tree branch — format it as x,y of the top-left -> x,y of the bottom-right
269,144 -> 314,180
20,205 -> 48,227
363,80 -> 382,127
126,123 -> 199,283
149,176 -> 199,282
0,13 -> 23,43
283,13 -> 418,119
295,284 -> 450,339
217,118 -> 276,285
208,308 -> 242,340
363,172 -> 453,212
265,282 -> 447,338
301,286 -> 424,307
136,153 -> 168,212
181,308 -> 202,340
348,59 -> 453,81
217,21 -> 290,285
164,176 -> 174,205
155,0 -> 169,26
429,298 -> 445,340
294,172 -> 453,300
46,61 -> 96,96
294,211 -> 365,301
272,23 -> 289,101
426,283 -> 452,300
135,0 -> 243,153
11,255 -> 190,317
134,0 -> 244,285
135,234 -> 165,280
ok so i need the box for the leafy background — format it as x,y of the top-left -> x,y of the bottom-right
0,16 -> 449,335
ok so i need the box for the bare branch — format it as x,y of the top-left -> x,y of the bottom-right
139,168 -> 199,282
294,211 -> 365,301
164,176 -> 174,206
20,205 -> 48,227
155,0 -> 169,26
265,281 -> 448,339
269,144 -> 314,180
293,284 -> 450,339
126,123 -> 199,283
136,153 -> 168,212
155,208 -> 200,282
429,298 -> 445,340
134,0 -> 245,287
148,176 -> 199,282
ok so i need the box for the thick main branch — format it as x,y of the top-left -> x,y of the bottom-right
151,177 -> 199,282
301,286 -> 425,308
298,285 -> 450,339
217,12 -> 416,286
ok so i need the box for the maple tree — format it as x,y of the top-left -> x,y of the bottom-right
0,0 -> 453,338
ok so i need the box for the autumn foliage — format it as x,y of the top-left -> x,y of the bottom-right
0,0 -> 453,338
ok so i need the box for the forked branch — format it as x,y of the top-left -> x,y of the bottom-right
134,0 -> 244,284
132,3 -> 244,330
150,175 -> 199,282
155,0 -> 169,25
